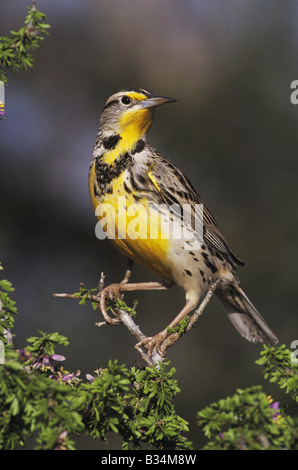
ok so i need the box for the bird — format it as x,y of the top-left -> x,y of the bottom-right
89,88 -> 278,357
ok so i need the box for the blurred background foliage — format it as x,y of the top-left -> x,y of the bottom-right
0,0 -> 297,449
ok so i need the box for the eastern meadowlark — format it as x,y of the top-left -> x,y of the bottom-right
89,88 -> 278,356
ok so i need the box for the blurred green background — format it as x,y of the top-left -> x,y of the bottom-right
0,0 -> 297,449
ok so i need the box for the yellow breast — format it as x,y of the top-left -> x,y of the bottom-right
89,162 -> 173,281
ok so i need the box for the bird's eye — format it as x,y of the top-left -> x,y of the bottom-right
121,96 -> 132,106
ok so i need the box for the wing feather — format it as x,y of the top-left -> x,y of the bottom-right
145,149 -> 245,267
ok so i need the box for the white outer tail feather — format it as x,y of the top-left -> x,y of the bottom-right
215,286 -> 278,346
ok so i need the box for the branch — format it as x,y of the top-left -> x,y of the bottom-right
0,1 -> 50,83
54,277 -> 219,367
53,290 -> 163,366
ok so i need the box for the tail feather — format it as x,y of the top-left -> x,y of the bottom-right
215,285 -> 278,346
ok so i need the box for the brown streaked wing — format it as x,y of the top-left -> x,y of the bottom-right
147,151 -> 245,268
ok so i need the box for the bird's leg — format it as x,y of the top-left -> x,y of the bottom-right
98,259 -> 170,325
135,300 -> 195,358
99,281 -> 169,325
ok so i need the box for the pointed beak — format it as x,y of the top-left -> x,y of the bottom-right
139,94 -> 177,109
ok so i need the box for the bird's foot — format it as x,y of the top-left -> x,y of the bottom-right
135,330 -> 168,358
96,282 -> 124,326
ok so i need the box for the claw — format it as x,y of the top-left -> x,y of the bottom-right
136,330 -> 168,358
98,283 -> 123,325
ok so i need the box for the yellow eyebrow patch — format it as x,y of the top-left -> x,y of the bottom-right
125,91 -> 147,101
